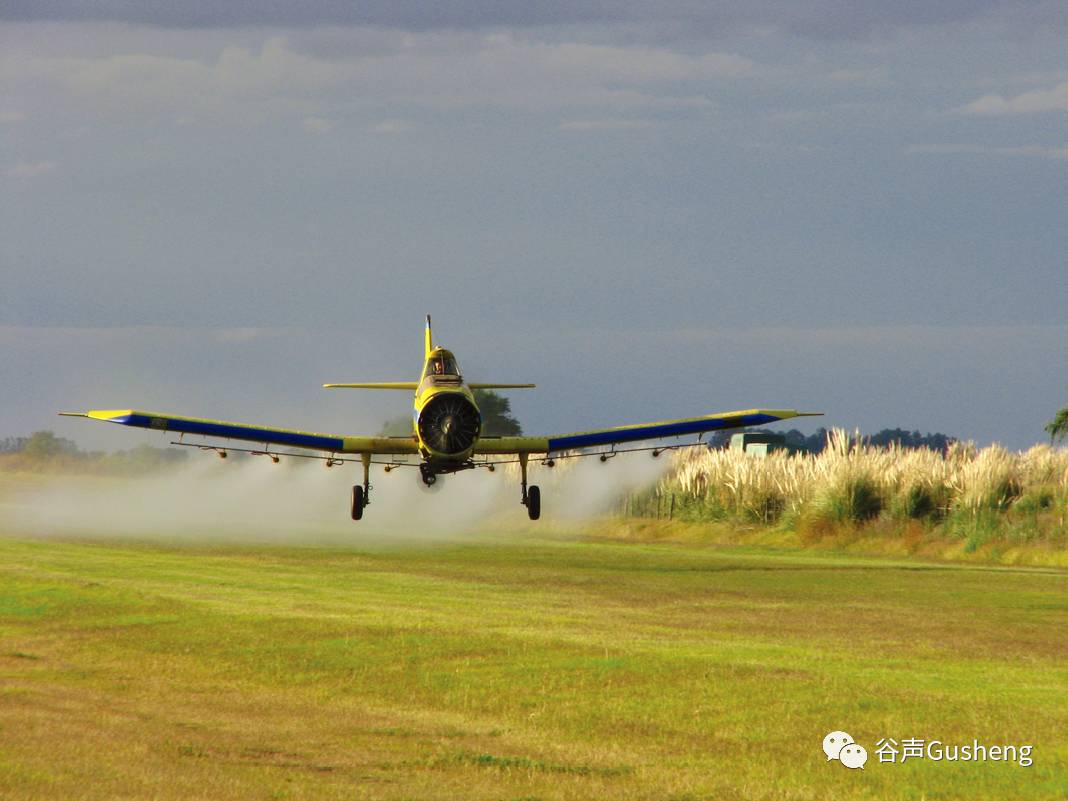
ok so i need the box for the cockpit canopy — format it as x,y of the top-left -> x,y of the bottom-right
424,349 -> 461,379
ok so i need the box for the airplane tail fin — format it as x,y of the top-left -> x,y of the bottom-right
425,314 -> 433,358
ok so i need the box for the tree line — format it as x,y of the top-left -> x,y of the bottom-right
707,427 -> 958,453
0,431 -> 187,474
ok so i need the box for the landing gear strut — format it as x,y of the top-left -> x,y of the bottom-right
351,453 -> 371,521
419,462 -> 437,487
519,453 -> 541,521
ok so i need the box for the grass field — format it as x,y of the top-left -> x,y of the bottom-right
1,530 -> 1065,800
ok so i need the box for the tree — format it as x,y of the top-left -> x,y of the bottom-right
471,389 -> 522,436
707,426 -> 958,453
0,436 -> 29,454
378,389 -> 523,437
1045,406 -> 1068,445
22,430 -> 80,458
865,428 -> 956,452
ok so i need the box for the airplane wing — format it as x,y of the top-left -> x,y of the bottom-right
467,383 -> 536,390
323,382 -> 535,390
322,383 -> 419,390
58,409 -> 419,455
474,409 -> 820,455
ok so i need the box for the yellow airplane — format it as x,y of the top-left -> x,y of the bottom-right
61,316 -> 819,521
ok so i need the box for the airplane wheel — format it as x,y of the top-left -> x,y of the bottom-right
527,485 -> 541,521
418,472 -> 444,492
351,485 -> 364,521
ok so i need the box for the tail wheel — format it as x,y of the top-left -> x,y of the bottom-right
351,485 -> 364,521
526,485 -> 541,520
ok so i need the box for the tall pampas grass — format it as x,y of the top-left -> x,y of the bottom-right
659,430 -> 1067,539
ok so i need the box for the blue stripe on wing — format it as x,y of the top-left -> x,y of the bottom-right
546,413 -> 779,451
114,413 -> 346,451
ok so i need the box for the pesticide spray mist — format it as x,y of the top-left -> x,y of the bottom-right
2,450 -> 673,545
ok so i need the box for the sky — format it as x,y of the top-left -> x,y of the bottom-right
2,2 -> 1066,451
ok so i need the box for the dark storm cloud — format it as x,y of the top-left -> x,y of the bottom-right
4,1 -> 608,30
6,1 -> 1066,38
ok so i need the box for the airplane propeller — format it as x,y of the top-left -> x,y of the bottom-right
419,394 -> 481,454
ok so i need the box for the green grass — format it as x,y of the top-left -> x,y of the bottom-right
0,533 -> 1065,800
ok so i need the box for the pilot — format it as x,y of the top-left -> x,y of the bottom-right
433,359 -> 444,375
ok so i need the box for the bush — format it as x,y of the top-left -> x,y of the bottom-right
1013,487 -> 1055,515
891,482 -> 947,521
815,475 -> 882,523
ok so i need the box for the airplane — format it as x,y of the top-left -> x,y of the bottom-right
60,316 -> 819,521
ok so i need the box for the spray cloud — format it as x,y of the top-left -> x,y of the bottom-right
1,449 -> 672,545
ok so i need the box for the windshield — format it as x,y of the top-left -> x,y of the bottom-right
424,352 -> 460,378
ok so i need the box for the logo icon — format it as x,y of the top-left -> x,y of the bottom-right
839,744 -> 868,770
823,731 -> 854,761
823,731 -> 867,769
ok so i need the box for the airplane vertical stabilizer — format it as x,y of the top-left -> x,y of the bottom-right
425,314 -> 433,357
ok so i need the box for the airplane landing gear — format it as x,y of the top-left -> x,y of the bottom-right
350,485 -> 365,520
526,485 -> 541,520
419,462 -> 437,487
519,453 -> 541,521
351,453 -> 372,521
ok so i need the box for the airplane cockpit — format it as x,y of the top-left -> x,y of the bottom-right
424,350 -> 461,380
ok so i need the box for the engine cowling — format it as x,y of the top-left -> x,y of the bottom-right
417,393 -> 481,456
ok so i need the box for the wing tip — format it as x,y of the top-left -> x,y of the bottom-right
748,409 -> 823,421
59,410 -> 136,422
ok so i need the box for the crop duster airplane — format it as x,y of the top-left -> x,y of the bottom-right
61,317 -> 819,521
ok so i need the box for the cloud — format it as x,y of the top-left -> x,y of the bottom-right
906,143 -> 1068,161
558,118 -> 661,132
302,115 -> 333,134
2,31 -> 759,120
6,160 -> 58,177
213,327 -> 274,343
369,118 -> 412,134
960,81 -> 1068,115
0,325 -> 288,348
6,1 -> 1066,41
824,68 -> 889,87
0,1 -> 625,31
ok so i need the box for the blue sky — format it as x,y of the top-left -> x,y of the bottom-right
2,3 -> 1066,450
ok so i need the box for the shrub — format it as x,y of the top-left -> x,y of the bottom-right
893,482 -> 937,520
815,474 -> 882,523
1013,487 -> 1056,515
